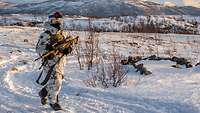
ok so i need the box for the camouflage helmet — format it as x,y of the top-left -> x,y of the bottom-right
48,11 -> 64,25
49,11 -> 63,19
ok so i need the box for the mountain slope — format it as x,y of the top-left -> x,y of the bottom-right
126,0 -> 200,15
0,0 -> 200,17
0,0 -> 144,17
0,0 -> 48,4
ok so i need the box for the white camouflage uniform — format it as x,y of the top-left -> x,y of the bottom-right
36,22 -> 67,104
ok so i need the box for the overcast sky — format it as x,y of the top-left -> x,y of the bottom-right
146,0 -> 200,7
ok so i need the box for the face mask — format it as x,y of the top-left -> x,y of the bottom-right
51,23 -> 61,30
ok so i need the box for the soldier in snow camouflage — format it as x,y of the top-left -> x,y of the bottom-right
35,12 -> 76,111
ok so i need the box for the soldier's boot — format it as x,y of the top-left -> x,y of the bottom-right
38,87 -> 48,105
41,97 -> 48,105
49,103 -> 62,111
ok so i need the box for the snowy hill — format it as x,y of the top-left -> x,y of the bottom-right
0,0 -> 200,17
0,0 -> 144,17
0,26 -> 200,112
1,14 -> 199,34
0,0 -> 48,4
131,0 -> 200,16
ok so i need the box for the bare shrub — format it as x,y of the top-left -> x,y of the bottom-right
74,36 -> 85,70
84,46 -> 128,88
83,71 -> 97,87
74,18 -> 101,71
84,18 -> 100,70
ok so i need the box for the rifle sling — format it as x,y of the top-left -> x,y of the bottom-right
36,70 -> 43,84
36,54 -> 64,86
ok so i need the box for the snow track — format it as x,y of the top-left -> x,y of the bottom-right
59,83 -> 199,113
0,26 -> 200,113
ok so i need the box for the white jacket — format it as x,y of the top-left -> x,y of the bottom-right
36,22 -> 66,84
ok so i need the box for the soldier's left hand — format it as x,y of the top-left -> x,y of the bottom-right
62,47 -> 72,55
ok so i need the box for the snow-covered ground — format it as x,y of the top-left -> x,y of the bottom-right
0,26 -> 200,113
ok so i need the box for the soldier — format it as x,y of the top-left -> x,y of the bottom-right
35,11 -> 78,111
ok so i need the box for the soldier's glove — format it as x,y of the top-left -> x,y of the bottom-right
60,46 -> 72,55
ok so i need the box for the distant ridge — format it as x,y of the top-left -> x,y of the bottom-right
0,0 -> 200,17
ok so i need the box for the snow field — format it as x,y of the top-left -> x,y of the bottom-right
0,26 -> 200,113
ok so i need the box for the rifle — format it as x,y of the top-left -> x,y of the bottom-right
35,36 -> 79,61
